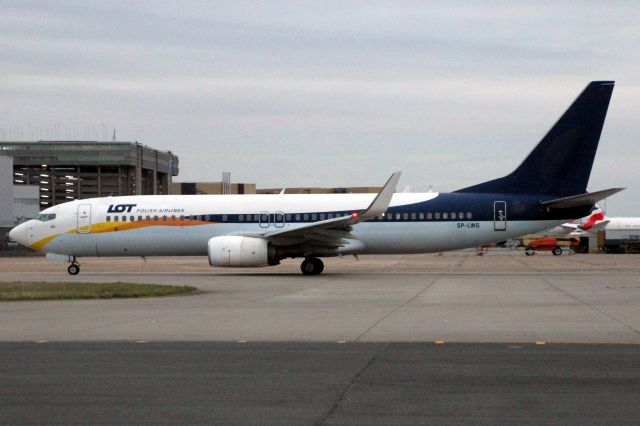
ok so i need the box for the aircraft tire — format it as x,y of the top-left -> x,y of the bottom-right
301,258 -> 324,275
552,246 -> 562,256
525,248 -> 535,256
67,264 -> 80,275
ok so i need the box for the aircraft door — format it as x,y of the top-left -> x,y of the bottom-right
77,204 -> 92,234
259,211 -> 270,228
493,201 -> 507,231
273,211 -> 285,228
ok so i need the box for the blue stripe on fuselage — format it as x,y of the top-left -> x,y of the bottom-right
106,193 -> 591,224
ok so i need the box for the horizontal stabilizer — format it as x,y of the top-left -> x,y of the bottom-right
541,188 -> 624,209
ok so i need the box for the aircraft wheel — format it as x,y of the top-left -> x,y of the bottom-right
525,248 -> 535,256
552,246 -> 563,256
301,258 -> 324,275
67,264 -> 80,275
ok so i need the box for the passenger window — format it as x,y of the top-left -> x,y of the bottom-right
396,213 -> 401,220
410,213 -> 416,220
419,213 -> 424,220
328,213 -> 333,219
153,216 -> 158,222
138,215 -> 142,221
122,216 -> 127,222
171,215 -> 176,221
253,214 -> 259,222
179,215 -> 184,221
222,215 -> 227,222
320,214 -> 326,220
303,214 -> 309,221
311,214 -> 317,221
403,213 -> 409,220
427,212 -> 432,220
435,212 -> 440,219
106,216 -> 111,222
467,212 -> 472,219
295,214 -> 301,221
162,215 -> 167,221
146,215 -> 151,222
387,213 -> 393,220
443,213 -> 448,219
451,213 -> 456,219
129,215 -> 134,222
458,212 -> 464,219
239,214 -> 244,222
285,214 -> 291,221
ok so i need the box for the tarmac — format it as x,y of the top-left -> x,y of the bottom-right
1,252 -> 640,424
0,252 -> 639,343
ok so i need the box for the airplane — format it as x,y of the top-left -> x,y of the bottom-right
542,207 -> 608,236
8,81 -> 624,275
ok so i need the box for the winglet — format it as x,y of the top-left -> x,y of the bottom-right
359,171 -> 402,219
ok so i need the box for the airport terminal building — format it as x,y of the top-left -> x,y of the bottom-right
1,141 -> 179,209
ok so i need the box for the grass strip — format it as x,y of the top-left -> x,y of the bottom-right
0,282 -> 197,301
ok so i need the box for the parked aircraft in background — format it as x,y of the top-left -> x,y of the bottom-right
9,81 -> 622,275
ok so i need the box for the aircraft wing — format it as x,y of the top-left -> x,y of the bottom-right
262,171 -> 401,247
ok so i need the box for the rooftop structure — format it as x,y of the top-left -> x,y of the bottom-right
0,141 -> 179,208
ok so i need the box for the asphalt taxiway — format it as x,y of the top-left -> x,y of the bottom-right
1,252 -> 639,424
2,342 -> 639,425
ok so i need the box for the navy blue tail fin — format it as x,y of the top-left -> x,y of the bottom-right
455,81 -> 614,197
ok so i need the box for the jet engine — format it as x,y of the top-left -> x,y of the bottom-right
208,236 -> 280,267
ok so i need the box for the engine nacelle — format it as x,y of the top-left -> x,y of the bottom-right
208,236 -> 278,267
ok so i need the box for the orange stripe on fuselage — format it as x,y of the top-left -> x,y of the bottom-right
31,219 -> 214,251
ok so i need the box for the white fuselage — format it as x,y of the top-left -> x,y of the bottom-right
11,193 -> 565,258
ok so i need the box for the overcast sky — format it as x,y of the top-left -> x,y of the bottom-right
2,1 -> 639,214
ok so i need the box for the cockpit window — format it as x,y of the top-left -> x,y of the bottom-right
37,213 -> 56,222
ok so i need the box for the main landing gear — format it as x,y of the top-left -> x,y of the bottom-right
300,257 -> 324,275
67,256 -> 80,275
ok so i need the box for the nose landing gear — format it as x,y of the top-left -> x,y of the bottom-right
300,257 -> 324,275
67,257 -> 80,275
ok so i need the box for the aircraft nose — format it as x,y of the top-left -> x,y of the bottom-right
8,223 -> 27,246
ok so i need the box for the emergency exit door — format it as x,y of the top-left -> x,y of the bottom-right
493,201 -> 507,231
77,204 -> 92,234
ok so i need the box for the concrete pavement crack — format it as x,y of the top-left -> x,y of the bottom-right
316,342 -> 389,426
355,277 -> 439,341
542,278 -> 640,337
